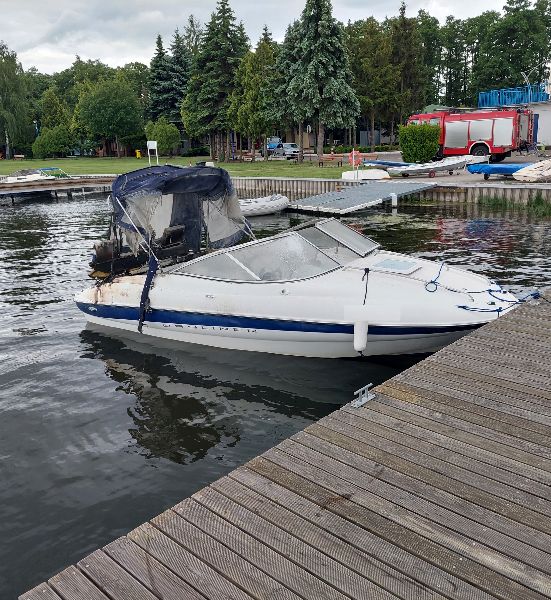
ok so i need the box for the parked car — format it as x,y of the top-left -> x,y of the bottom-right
282,142 -> 300,158
267,136 -> 282,152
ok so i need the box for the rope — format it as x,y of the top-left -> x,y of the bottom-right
425,262 -> 445,292
457,305 -> 504,314
362,268 -> 370,305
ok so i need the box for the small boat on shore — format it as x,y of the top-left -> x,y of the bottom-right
513,158 -> 551,182
341,169 -> 390,181
239,194 -> 289,217
388,156 -> 470,178
0,167 -> 69,184
76,165 -> 519,358
467,163 -> 527,180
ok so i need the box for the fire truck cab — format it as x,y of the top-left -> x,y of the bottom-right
407,108 -> 533,162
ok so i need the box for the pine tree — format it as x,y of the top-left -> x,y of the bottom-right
167,29 -> 192,122
148,35 -> 173,120
441,16 -> 466,106
287,0 -> 360,158
182,0 -> 249,160
387,3 -> 427,127
416,10 -> 442,105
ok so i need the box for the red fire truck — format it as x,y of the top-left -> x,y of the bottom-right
407,108 -> 533,162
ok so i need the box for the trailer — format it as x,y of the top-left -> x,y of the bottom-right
407,108 -> 533,162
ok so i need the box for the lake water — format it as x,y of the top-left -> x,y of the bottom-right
1,195 -> 550,597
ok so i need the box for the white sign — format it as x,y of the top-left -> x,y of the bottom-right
147,140 -> 158,150
147,140 -> 159,165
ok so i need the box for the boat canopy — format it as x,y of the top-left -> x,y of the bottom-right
175,219 -> 380,282
111,165 -> 247,254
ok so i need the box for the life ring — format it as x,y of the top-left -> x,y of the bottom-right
348,151 -> 362,166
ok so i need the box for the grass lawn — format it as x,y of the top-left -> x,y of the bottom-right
0,156 -> 349,179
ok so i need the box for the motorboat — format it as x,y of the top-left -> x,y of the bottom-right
88,164 -> 250,278
76,167 -> 520,358
513,158 -> 551,182
0,167 -> 69,184
388,156 -> 470,178
239,194 -> 289,217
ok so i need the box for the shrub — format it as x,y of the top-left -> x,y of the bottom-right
183,146 -> 210,157
399,124 -> 440,163
31,125 -> 75,159
144,117 -> 181,155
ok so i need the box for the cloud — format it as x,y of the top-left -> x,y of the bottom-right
1,0 -> 504,74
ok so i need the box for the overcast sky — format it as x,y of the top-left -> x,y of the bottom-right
2,0 -> 505,74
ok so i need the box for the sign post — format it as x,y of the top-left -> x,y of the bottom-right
147,141 -> 159,166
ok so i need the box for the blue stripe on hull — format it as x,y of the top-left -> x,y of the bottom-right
77,302 -> 482,337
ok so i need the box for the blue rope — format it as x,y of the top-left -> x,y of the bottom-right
457,305 -> 504,314
362,268 -> 370,305
425,262 -> 445,292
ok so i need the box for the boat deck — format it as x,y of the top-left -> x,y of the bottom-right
289,181 -> 438,214
20,295 -> 551,600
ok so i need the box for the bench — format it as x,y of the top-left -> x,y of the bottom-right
13,154 -> 25,160
318,154 -> 343,167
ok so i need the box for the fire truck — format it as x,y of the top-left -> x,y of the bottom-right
407,108 -> 534,162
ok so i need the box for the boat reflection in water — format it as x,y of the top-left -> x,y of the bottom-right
80,324 -> 413,465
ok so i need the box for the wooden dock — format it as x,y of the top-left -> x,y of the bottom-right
20,295 -> 551,600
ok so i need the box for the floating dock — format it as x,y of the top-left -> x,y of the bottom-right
20,294 -> 551,600
289,181 -> 438,214
0,175 -> 115,198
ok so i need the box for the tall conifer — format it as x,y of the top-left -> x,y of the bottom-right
287,0 -> 359,157
148,35 -> 173,120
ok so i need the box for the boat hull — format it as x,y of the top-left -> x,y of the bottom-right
77,302 -> 480,358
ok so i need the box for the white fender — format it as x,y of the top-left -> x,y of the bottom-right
354,321 -> 369,352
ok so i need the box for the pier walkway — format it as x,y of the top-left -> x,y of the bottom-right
20,295 -> 551,600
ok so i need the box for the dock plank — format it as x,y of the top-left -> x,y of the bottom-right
48,567 -> 110,600
104,537 -> 207,600
19,299 -> 551,600
19,584 -> 62,600
248,455 -> 549,600
77,550 -> 157,600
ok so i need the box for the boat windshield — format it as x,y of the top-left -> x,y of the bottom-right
296,220 -> 378,265
176,219 -> 378,282
179,233 -> 340,281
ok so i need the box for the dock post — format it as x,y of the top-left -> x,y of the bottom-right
390,193 -> 398,207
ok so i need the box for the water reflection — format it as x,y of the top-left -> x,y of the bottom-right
80,326 -> 404,465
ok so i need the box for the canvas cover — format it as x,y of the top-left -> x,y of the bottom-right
111,165 -> 246,253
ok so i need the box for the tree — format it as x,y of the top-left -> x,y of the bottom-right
288,0 -> 360,158
473,0 -> 549,91
441,16 -> 466,105
148,35 -> 173,120
0,42 -> 28,158
76,79 -> 142,157
32,125 -> 74,158
117,62 -> 150,118
388,3 -> 427,126
416,10 -> 442,105
144,116 -> 181,155
182,0 -> 249,160
229,27 -> 278,158
183,15 -> 204,56
52,56 -> 114,109
39,87 -> 70,128
167,30 -> 192,122
345,19 -> 397,151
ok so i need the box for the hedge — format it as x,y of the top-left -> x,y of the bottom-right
398,124 -> 440,163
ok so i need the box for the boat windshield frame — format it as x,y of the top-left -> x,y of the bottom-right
171,218 -> 379,283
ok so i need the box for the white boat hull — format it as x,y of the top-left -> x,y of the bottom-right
239,194 -> 289,217
513,159 -> 551,182
79,307 -> 478,358
388,156 -> 469,177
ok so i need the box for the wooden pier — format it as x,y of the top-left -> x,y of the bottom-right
19,296 -> 551,600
